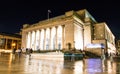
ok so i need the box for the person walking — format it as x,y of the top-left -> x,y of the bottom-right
12,48 -> 16,61
28,48 -> 33,58
110,53 -> 113,63
17,48 -> 22,59
26,48 -> 28,55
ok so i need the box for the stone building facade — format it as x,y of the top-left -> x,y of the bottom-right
116,40 -> 120,54
21,9 -> 116,56
0,32 -> 21,52
86,23 -> 116,55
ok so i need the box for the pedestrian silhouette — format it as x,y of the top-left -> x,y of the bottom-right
12,48 -> 16,61
28,48 -> 33,58
18,48 -> 22,59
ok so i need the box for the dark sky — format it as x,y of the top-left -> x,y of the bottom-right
0,0 -> 120,39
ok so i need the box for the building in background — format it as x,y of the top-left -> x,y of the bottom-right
0,32 -> 21,52
21,9 -> 116,56
116,40 -> 120,54
86,22 -> 116,56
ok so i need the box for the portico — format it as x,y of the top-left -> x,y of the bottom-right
25,25 -> 65,51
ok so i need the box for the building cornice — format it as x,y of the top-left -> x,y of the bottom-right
22,17 -> 74,32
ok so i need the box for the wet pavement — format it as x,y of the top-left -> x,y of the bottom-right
0,53 -> 120,74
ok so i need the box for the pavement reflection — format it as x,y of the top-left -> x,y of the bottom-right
0,53 -> 120,74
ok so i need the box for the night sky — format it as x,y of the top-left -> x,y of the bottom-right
0,0 -> 120,39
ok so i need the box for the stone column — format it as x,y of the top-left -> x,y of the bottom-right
11,39 -> 13,49
34,30 -> 37,51
82,28 -> 84,50
62,25 -> 65,49
5,39 -> 7,49
55,26 -> 58,50
25,32 -> 27,48
49,27 -> 51,50
16,40 -> 18,50
44,29 -> 46,50
31,31 -> 33,49
27,32 -> 29,48
30,31 -> 32,48
39,30 -> 41,50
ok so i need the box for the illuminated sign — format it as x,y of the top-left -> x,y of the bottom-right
86,43 -> 105,49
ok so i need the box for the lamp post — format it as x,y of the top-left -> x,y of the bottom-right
48,10 -> 51,21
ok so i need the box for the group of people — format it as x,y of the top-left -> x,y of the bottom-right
11,47 -> 33,60
25,48 -> 33,57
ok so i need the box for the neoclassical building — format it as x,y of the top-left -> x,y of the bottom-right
21,9 -> 116,55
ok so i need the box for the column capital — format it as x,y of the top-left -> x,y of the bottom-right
27,30 -> 32,33
62,25 -> 65,49
49,27 -> 52,30
62,25 -> 65,27
55,26 -> 58,28
31,30 -> 34,33
35,30 -> 37,32
39,29 -> 41,31
44,28 -> 46,31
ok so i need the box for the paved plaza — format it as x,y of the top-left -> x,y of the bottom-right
0,53 -> 120,74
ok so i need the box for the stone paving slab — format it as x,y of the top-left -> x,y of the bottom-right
31,52 -> 64,61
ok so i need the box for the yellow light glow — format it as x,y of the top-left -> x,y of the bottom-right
12,43 -> 16,46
